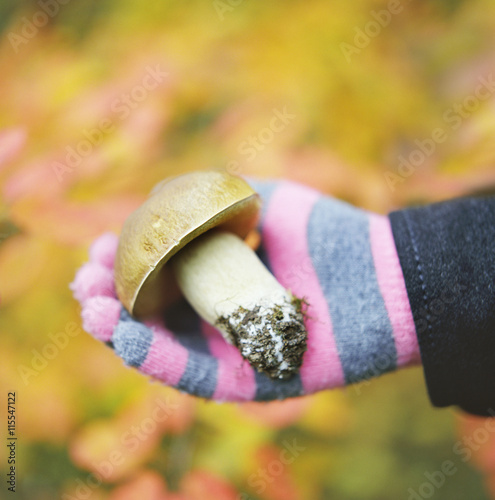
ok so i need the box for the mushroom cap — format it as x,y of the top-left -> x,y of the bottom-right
114,170 -> 261,317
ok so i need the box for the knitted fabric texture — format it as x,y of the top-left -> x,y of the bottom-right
390,195 -> 495,416
71,180 -> 420,402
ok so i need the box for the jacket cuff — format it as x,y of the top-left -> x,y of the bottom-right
389,196 -> 495,416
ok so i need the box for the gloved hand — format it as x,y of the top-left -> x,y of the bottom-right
71,179 -> 421,402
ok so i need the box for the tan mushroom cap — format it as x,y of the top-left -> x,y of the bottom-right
114,170 -> 261,317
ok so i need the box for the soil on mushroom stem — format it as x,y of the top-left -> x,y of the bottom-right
216,296 -> 308,380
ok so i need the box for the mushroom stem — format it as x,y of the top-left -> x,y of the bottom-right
170,231 -> 307,379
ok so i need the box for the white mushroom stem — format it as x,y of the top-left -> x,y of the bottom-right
170,231 -> 307,379
172,231 -> 289,323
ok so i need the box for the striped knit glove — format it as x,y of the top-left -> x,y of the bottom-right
71,179 -> 421,401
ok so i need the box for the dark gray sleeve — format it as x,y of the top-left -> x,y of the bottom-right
389,196 -> 495,416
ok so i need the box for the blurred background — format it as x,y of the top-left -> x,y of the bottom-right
1,0 -> 495,498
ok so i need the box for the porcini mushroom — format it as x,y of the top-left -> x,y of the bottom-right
114,170 -> 307,379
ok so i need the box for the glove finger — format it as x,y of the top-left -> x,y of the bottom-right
70,232 -> 119,303
162,300 -> 274,401
81,296 -> 121,342
89,232 -> 119,269
114,311 -> 260,401
71,262 -> 115,303
114,304 -> 306,402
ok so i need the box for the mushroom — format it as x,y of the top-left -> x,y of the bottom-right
114,170 -> 307,379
